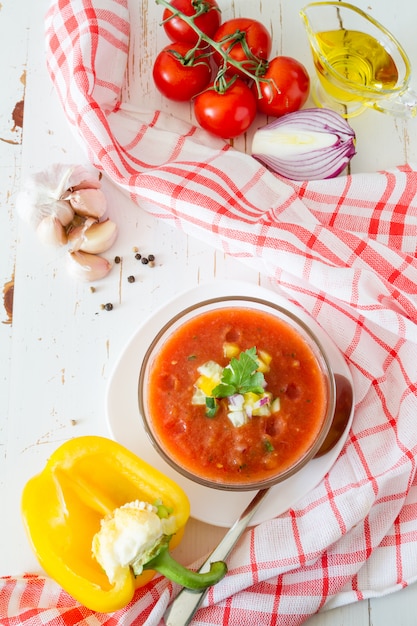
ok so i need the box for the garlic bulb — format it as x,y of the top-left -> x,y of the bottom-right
37,215 -> 68,247
16,163 -> 102,229
68,218 -> 118,254
67,251 -> 112,282
17,163 -> 117,282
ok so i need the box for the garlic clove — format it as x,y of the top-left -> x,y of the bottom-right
68,219 -> 118,254
68,188 -> 107,219
36,215 -> 68,247
54,201 -> 76,227
67,217 -> 98,252
66,164 -> 102,191
67,250 -> 112,281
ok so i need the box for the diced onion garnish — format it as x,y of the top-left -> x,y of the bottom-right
251,108 -> 356,181
253,396 -> 269,409
228,394 -> 245,409
271,397 -> 281,414
193,352 -> 281,427
197,361 -> 223,379
227,410 -> 248,428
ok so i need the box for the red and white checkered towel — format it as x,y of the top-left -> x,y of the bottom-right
2,0 -> 417,624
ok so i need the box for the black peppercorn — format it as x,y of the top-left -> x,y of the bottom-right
141,256 -> 149,265
135,253 -> 142,260
148,254 -> 155,262
104,303 -> 113,311
114,256 -> 121,264
127,275 -> 135,283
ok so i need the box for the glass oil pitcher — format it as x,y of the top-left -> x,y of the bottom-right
300,2 -> 417,118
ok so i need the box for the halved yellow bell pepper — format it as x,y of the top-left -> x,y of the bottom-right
21,436 -> 190,613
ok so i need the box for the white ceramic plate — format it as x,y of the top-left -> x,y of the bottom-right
105,280 -> 354,527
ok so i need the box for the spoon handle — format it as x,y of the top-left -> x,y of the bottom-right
163,488 -> 270,626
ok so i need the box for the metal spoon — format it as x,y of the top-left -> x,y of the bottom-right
163,374 -> 353,626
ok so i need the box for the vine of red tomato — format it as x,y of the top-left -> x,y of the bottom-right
153,0 -> 310,139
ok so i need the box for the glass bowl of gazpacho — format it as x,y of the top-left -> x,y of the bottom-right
138,296 -> 336,491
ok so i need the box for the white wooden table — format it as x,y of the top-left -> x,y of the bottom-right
1,0 -> 416,623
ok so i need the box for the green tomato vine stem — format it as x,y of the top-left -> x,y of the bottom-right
156,0 -> 270,96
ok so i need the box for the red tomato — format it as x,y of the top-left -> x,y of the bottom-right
153,42 -> 212,101
213,18 -> 272,78
254,56 -> 310,116
163,0 -> 221,45
193,79 -> 257,139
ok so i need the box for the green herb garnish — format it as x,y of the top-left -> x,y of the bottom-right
205,396 -> 218,417
211,347 -> 266,398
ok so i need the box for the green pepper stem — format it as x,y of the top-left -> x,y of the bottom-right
143,542 -> 227,590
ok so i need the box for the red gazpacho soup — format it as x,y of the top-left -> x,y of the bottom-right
145,307 -> 329,486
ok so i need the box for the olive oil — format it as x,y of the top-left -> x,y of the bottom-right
313,29 -> 399,103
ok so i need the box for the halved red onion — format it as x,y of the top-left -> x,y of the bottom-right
251,108 -> 356,181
